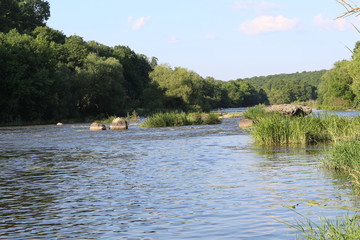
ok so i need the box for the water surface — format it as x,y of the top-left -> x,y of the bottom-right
0,118 -> 359,239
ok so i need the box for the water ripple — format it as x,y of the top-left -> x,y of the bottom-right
0,118 -> 359,239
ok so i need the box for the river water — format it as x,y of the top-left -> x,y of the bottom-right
1,115 -> 360,239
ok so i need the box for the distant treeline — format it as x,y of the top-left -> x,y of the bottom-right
1,0 -> 357,124
241,70 -> 326,104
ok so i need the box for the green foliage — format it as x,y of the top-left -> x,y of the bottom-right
316,41 -> 360,109
322,137 -> 360,195
0,0 -> 50,33
318,60 -> 355,109
283,211 -> 360,240
242,70 -> 325,105
150,65 -> 267,112
247,109 -> 360,145
243,105 -> 267,121
325,140 -> 360,171
0,29 -> 57,122
141,112 -> 190,127
75,53 -> 125,116
141,112 -> 221,128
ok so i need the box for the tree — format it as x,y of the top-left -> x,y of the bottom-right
149,65 -> 206,111
0,29 -> 57,122
0,0 -> 50,33
61,35 -> 88,71
75,53 -> 125,117
317,60 -> 355,108
113,45 -> 152,109
0,0 -> 19,33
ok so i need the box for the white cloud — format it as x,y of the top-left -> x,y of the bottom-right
240,15 -> 298,35
313,14 -> 349,31
128,16 -> 151,30
232,0 -> 283,14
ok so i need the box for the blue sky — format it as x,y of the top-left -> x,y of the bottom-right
46,0 -> 360,80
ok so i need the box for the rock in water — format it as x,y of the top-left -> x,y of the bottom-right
89,122 -> 106,131
110,117 -> 128,130
265,104 -> 312,116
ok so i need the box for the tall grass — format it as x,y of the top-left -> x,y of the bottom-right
140,112 -> 221,127
243,105 -> 268,121
322,140 -> 360,194
249,114 -> 331,145
245,107 -> 360,145
283,211 -> 360,240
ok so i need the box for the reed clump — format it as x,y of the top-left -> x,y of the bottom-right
141,112 -> 221,127
323,140 -> 360,193
283,212 -> 360,240
245,107 -> 360,145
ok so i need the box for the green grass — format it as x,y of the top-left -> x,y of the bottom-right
243,105 -> 268,121
249,114 -> 331,145
283,211 -> 360,240
244,106 -> 360,145
141,112 -> 221,127
322,140 -> 360,193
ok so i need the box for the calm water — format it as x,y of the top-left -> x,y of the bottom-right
1,116 -> 360,239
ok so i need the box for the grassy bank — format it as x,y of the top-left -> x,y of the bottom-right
244,107 -> 360,145
140,112 -> 221,127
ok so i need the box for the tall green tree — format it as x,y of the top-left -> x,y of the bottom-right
113,46 -> 152,109
0,29 -> 57,122
75,53 -> 126,117
318,60 -> 355,108
0,0 -> 50,33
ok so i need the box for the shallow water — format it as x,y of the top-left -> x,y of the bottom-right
0,117 -> 359,239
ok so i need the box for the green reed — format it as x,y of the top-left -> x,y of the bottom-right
140,112 -> 221,127
283,211 -> 360,240
322,139 -> 360,194
245,107 -> 360,145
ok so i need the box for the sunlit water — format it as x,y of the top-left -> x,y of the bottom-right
1,116 -> 360,239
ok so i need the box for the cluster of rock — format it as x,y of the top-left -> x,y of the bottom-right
89,117 -> 128,131
238,104 -> 312,129
265,104 -> 312,116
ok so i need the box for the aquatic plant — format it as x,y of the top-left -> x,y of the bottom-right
283,211 -> 360,240
323,139 -> 360,193
249,114 -> 332,145
243,105 -> 268,121
246,106 -> 360,145
141,112 -> 221,127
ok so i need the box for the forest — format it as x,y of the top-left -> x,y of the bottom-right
0,0 -> 357,124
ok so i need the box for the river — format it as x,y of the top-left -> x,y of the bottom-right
1,113 -> 359,239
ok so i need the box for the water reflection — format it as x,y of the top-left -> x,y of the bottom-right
0,118 -> 359,239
